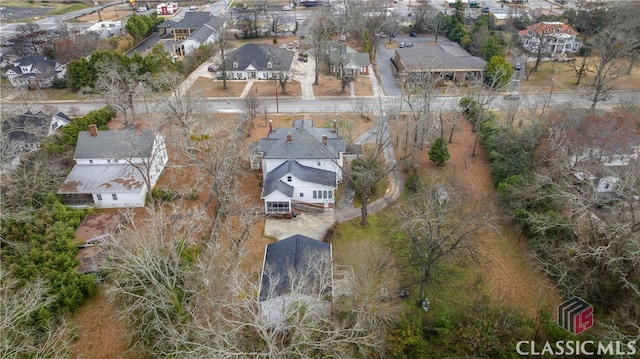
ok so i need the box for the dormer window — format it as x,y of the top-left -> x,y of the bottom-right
267,61 -> 272,69
287,176 -> 292,182
233,61 -> 238,69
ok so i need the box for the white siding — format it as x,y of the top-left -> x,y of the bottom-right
92,191 -> 146,208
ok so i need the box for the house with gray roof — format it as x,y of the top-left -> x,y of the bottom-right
329,43 -> 370,77
58,125 -> 168,208
3,55 -> 66,88
1,111 -> 72,174
257,119 -> 345,214
394,42 -> 486,83
158,12 -> 226,57
217,43 -> 295,80
259,234 -> 333,324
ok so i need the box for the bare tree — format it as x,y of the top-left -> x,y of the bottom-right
0,273 -> 72,358
214,30 -> 231,90
307,6 -> 335,85
93,58 -> 140,126
522,31 -> 554,81
588,24 -> 639,112
241,92 -> 266,121
392,182 -> 495,299
11,22 -> 44,57
151,71 -> 205,135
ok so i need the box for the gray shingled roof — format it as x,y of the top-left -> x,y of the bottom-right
259,234 -> 331,301
73,130 -> 156,160
5,55 -> 61,78
258,120 -> 346,160
261,160 -> 336,197
2,111 -> 50,143
396,43 -> 486,72
189,16 -> 225,43
223,43 -> 294,72
157,11 -> 211,30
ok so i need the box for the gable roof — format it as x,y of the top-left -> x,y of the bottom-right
58,164 -> 146,194
261,160 -> 336,198
158,11 -> 211,30
223,44 -> 294,72
189,16 -> 225,43
396,43 -> 486,72
329,43 -> 370,67
259,234 -> 332,301
74,130 -> 156,160
5,55 -> 62,78
258,119 -> 346,160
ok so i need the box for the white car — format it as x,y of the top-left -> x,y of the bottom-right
283,5 -> 292,11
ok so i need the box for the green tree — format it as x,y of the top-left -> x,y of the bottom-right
481,35 -> 505,62
428,137 -> 450,166
484,55 -> 513,89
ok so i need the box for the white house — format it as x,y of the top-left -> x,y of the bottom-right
3,55 -> 66,88
519,22 -> 582,55
257,119 -> 345,214
217,43 -> 295,81
58,125 -> 168,208
259,234 -> 333,325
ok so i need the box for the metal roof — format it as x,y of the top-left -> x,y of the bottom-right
58,164 -> 146,194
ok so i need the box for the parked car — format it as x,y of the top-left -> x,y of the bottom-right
515,62 -> 522,70
399,42 -> 406,48
504,92 -> 521,100
481,6 -> 490,13
298,56 -> 308,62
409,31 -> 417,37
281,43 -> 288,48
406,42 -> 414,48
207,65 -> 217,72
288,43 -> 294,49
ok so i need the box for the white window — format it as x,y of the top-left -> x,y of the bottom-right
112,194 -> 118,200
233,61 -> 238,69
287,176 -> 292,182
317,161 -> 321,166
267,61 -> 272,68
89,160 -> 93,164
313,191 -> 317,199
96,194 -> 102,200
300,193 -> 304,197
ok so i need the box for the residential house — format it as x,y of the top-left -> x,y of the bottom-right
256,119 -> 346,214
158,12 -> 226,56
259,234 -> 333,325
519,22 -> 582,55
559,114 -> 640,207
217,43 -> 294,80
48,112 -> 73,135
58,125 -> 168,208
3,55 -> 66,88
329,43 -> 370,77
393,42 -> 486,83
1,111 -> 71,173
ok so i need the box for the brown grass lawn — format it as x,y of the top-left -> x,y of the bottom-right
250,80 -> 302,97
314,73 -> 373,97
394,118 -> 563,319
521,58 -> 640,93
195,78 -> 247,97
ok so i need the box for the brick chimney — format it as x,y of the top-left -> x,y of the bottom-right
88,124 -> 98,137
322,134 -> 327,145
333,119 -> 337,133
287,132 -> 292,143
269,119 -> 273,133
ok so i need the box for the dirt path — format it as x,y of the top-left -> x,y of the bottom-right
417,120 -> 563,318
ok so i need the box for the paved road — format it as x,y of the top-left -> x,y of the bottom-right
375,39 -> 402,97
